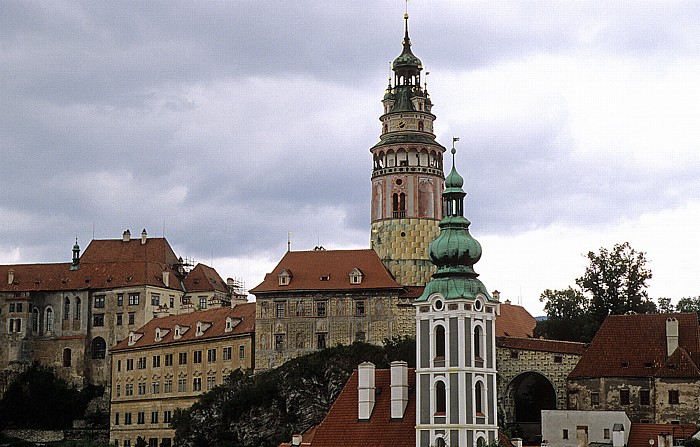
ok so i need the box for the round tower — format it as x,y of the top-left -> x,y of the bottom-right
370,13 -> 446,287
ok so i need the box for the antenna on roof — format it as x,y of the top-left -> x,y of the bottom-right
287,231 -> 292,252
162,219 -> 166,238
91,222 -> 95,240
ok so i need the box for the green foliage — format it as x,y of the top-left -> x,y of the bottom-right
172,338 -> 416,447
676,296 -> 700,313
537,242 -> 655,342
134,436 -> 148,447
657,297 -> 674,313
0,363 -> 103,430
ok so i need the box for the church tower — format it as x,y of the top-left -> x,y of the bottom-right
414,146 -> 499,447
370,13 -> 445,287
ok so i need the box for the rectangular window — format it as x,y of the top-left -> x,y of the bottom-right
193,377 -> 202,391
117,294 -> 123,306
152,355 -> 161,368
179,352 -> 187,365
591,392 -> 600,405
137,412 -> 145,425
163,410 -> 172,423
669,389 -> 680,405
275,334 -> 284,351
207,376 -> 216,390
151,411 -> 158,424
148,439 -> 158,447
170,296 -> 175,308
151,294 -> 160,306
276,302 -> 285,318
126,359 -> 134,371
164,379 -> 173,393
125,384 -> 133,396
640,389 -> 650,406
563,429 -> 568,440
124,413 -> 132,425
554,355 -> 563,363
199,296 -> 207,309
317,333 -> 327,349
124,441 -> 131,447
178,378 -> 186,392
316,301 -> 326,318
620,389 -> 630,405
355,300 -> 366,317
128,293 -> 140,306
193,350 -> 202,364
16,303 -> 22,312
138,382 -> 146,395
207,348 -> 217,363
239,345 -> 245,359
114,412 -> 120,425
128,312 -> 135,325
116,384 -> 121,397
116,314 -> 123,325
510,350 -> 519,359
165,354 -> 173,367
9,303 -> 15,312
93,314 -> 105,327
223,347 -> 232,361
137,357 -> 146,369
604,429 -> 610,439
152,381 -> 160,394
94,295 -> 105,308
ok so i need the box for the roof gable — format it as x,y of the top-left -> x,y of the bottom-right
496,303 -> 537,338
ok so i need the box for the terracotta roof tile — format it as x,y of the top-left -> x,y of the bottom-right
497,336 -> 588,355
111,303 -> 255,351
496,303 -> 537,338
250,250 -> 402,294
183,263 -> 229,293
309,368 -> 416,447
569,313 -> 700,379
627,423 -> 696,447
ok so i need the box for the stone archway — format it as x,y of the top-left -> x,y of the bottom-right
505,372 -> 557,444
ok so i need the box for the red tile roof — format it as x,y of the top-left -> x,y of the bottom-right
569,313 -> 700,379
111,303 -> 255,351
308,368 -> 416,447
183,263 -> 229,293
496,303 -> 537,338
497,336 -> 587,355
627,423 -> 697,447
250,249 -> 402,294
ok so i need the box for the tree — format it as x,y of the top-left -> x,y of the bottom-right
657,297 -> 675,313
676,296 -> 700,313
576,242 -> 654,326
535,287 -> 595,342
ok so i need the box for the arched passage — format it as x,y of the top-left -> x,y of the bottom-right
505,372 -> 556,444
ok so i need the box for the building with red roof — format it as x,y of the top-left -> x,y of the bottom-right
568,313 -> 700,424
109,303 -> 255,447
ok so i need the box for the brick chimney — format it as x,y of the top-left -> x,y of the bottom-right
141,229 -> 147,244
492,290 -> 501,301
291,434 -> 302,446
358,362 -> 376,420
390,360 -> 409,419
122,229 -> 131,242
666,317 -> 679,356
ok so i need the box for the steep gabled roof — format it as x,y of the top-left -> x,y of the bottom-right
183,263 -> 229,293
496,302 -> 537,338
308,368 -> 416,447
111,303 -> 255,351
569,313 -> 700,379
250,249 -> 402,294
627,423 -> 696,447
497,336 -> 588,355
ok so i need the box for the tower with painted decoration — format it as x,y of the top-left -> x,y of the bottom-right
414,146 -> 499,447
370,13 -> 445,287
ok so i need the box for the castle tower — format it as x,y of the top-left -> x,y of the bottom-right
370,13 -> 446,287
414,146 -> 500,447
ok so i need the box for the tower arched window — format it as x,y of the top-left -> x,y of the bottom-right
475,381 -> 484,415
435,325 -> 445,361
45,307 -> 53,333
32,308 -> 39,333
435,381 -> 446,415
418,120 -> 424,131
91,337 -> 106,359
75,298 -> 81,320
64,297 -> 70,320
474,325 -> 483,360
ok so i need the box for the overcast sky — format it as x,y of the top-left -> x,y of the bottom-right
1,1 -> 699,316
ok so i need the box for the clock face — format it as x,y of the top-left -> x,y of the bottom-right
397,120 -> 406,129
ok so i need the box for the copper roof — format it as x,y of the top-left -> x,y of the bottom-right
497,336 -> 587,355
308,368 -> 416,447
627,423 -> 697,447
111,303 -> 255,351
250,249 -> 402,294
569,313 -> 700,379
496,302 -> 537,338
183,263 -> 229,293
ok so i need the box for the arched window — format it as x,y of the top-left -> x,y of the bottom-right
91,337 -> 106,359
63,348 -> 72,367
418,120 -> 424,131
477,437 -> 487,447
45,307 -> 53,333
74,298 -> 81,320
64,298 -> 70,320
32,308 -> 39,333
436,438 -> 446,447
435,381 -> 446,415
474,325 -> 483,359
435,325 -> 445,360
475,381 -> 484,415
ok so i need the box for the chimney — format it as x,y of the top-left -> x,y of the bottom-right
7,269 -> 14,285
123,229 -> 131,242
141,229 -> 147,244
390,360 -> 409,418
162,271 -> 170,287
291,434 -> 302,446
612,423 -> 625,447
666,317 -> 679,356
492,290 -> 501,301
357,362 -> 376,420
658,433 -> 673,447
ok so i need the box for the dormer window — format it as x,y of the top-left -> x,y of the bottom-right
128,331 -> 143,346
320,274 -> 330,281
173,324 -> 190,340
278,269 -> 292,286
225,316 -> 240,333
154,327 -> 170,342
195,321 -> 212,336
349,268 -> 364,285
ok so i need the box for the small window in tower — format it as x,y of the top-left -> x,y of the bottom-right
418,120 -> 424,131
